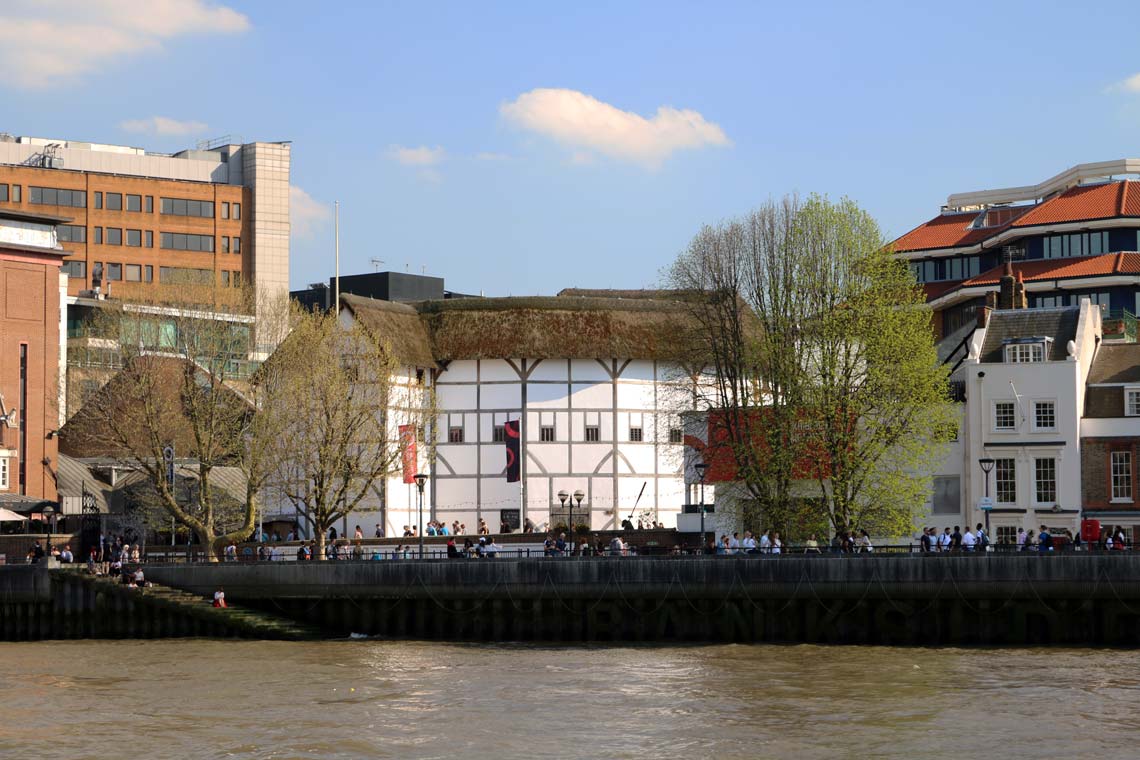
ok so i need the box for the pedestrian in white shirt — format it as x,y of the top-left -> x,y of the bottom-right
759,532 -> 771,553
742,531 -> 757,554
962,528 -> 977,551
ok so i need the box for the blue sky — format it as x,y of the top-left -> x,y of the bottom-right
4,1 -> 1140,294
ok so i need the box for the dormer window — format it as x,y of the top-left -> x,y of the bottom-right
1004,338 -> 1049,363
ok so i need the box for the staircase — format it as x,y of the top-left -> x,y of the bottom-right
49,570 -> 326,641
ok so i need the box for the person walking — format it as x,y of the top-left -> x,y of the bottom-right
859,529 -> 873,553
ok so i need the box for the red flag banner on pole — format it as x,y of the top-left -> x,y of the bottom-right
504,419 -> 520,482
399,425 -> 417,484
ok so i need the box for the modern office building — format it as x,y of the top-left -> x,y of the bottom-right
0,133 -> 290,321
893,159 -> 1140,340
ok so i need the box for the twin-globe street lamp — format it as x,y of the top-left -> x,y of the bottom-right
557,489 -> 586,554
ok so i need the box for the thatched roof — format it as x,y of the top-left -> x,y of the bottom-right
340,294 -> 438,368
418,295 -> 702,361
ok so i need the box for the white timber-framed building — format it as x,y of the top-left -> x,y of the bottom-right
331,290 -> 703,537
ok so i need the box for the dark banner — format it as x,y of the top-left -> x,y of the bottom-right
504,419 -> 520,482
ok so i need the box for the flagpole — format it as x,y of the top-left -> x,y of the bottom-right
334,200 -> 340,311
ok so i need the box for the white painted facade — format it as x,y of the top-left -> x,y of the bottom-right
933,300 -> 1101,540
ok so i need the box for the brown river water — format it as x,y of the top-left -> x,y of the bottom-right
1,640 -> 1138,759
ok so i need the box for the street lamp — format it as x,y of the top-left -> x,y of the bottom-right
558,489 -> 569,533
573,489 -> 585,553
978,457 -> 995,539
694,462 -> 709,554
413,473 -> 427,559
42,505 -> 55,553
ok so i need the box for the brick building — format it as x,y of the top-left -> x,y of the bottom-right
0,209 -> 66,511
1081,343 -> 1140,539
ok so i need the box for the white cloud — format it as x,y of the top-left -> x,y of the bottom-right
474,151 -> 511,161
289,186 -> 331,239
1109,72 -> 1140,94
500,87 -> 731,168
0,0 -> 250,89
120,116 -> 209,137
387,145 -> 446,166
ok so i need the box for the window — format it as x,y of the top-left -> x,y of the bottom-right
232,236 -> 240,253
105,227 -> 122,246
125,264 -> 141,282
56,225 -> 86,243
125,229 -> 141,247
1126,388 -> 1140,417
585,426 -> 600,442
11,185 -> 19,203
221,202 -> 230,219
995,526 -> 1017,545
144,265 -> 153,283
29,186 -> 85,207
910,255 -> 980,284
145,230 -> 153,248
105,263 -> 122,281
93,191 -> 102,209
0,184 -> 7,202
93,227 -> 102,245
126,194 -> 141,212
1034,458 -> 1056,504
493,425 -> 505,442
232,271 -> 241,287
629,427 -> 643,442
1112,451 -> 1133,502
160,197 -> 214,217
160,232 -> 215,252
994,401 -> 1017,430
221,271 -> 230,287
61,260 -> 86,279
995,458 -> 1016,503
1043,231 -> 1109,260
145,196 -> 153,213
540,426 -> 555,442
221,237 -> 229,254
448,426 -> 464,443
932,475 -> 960,514
105,192 -> 122,211
232,202 -> 241,220
1033,401 -> 1056,431
0,457 -> 7,489
669,427 -> 683,444
1005,343 -> 1045,363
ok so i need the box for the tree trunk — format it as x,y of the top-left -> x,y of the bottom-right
314,529 -> 327,561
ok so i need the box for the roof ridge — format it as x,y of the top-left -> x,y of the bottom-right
1119,180 -> 1128,216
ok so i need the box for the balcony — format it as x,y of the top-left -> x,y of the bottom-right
1102,309 -> 1137,343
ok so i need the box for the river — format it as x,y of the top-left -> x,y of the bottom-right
0,640 -> 1137,758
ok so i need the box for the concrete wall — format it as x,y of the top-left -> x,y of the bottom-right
144,555 -> 1140,645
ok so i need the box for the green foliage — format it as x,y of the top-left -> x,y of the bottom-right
669,194 -> 954,540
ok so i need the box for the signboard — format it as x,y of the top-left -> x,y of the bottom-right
978,497 -> 994,511
500,509 -> 520,531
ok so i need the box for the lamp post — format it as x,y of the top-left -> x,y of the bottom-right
558,489 -> 569,533
978,457 -> 995,538
42,505 -> 55,553
413,473 -> 427,559
573,489 -> 584,554
694,462 -> 709,553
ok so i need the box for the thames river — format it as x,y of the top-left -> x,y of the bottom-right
1,640 -> 1138,758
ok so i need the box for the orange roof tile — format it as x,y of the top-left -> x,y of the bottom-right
962,252 -> 1140,287
892,211 -> 989,253
1012,180 -> 1140,227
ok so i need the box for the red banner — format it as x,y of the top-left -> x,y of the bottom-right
399,425 -> 417,484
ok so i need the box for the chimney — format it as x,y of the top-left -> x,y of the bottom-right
998,262 -> 1017,309
1014,270 -> 1028,309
